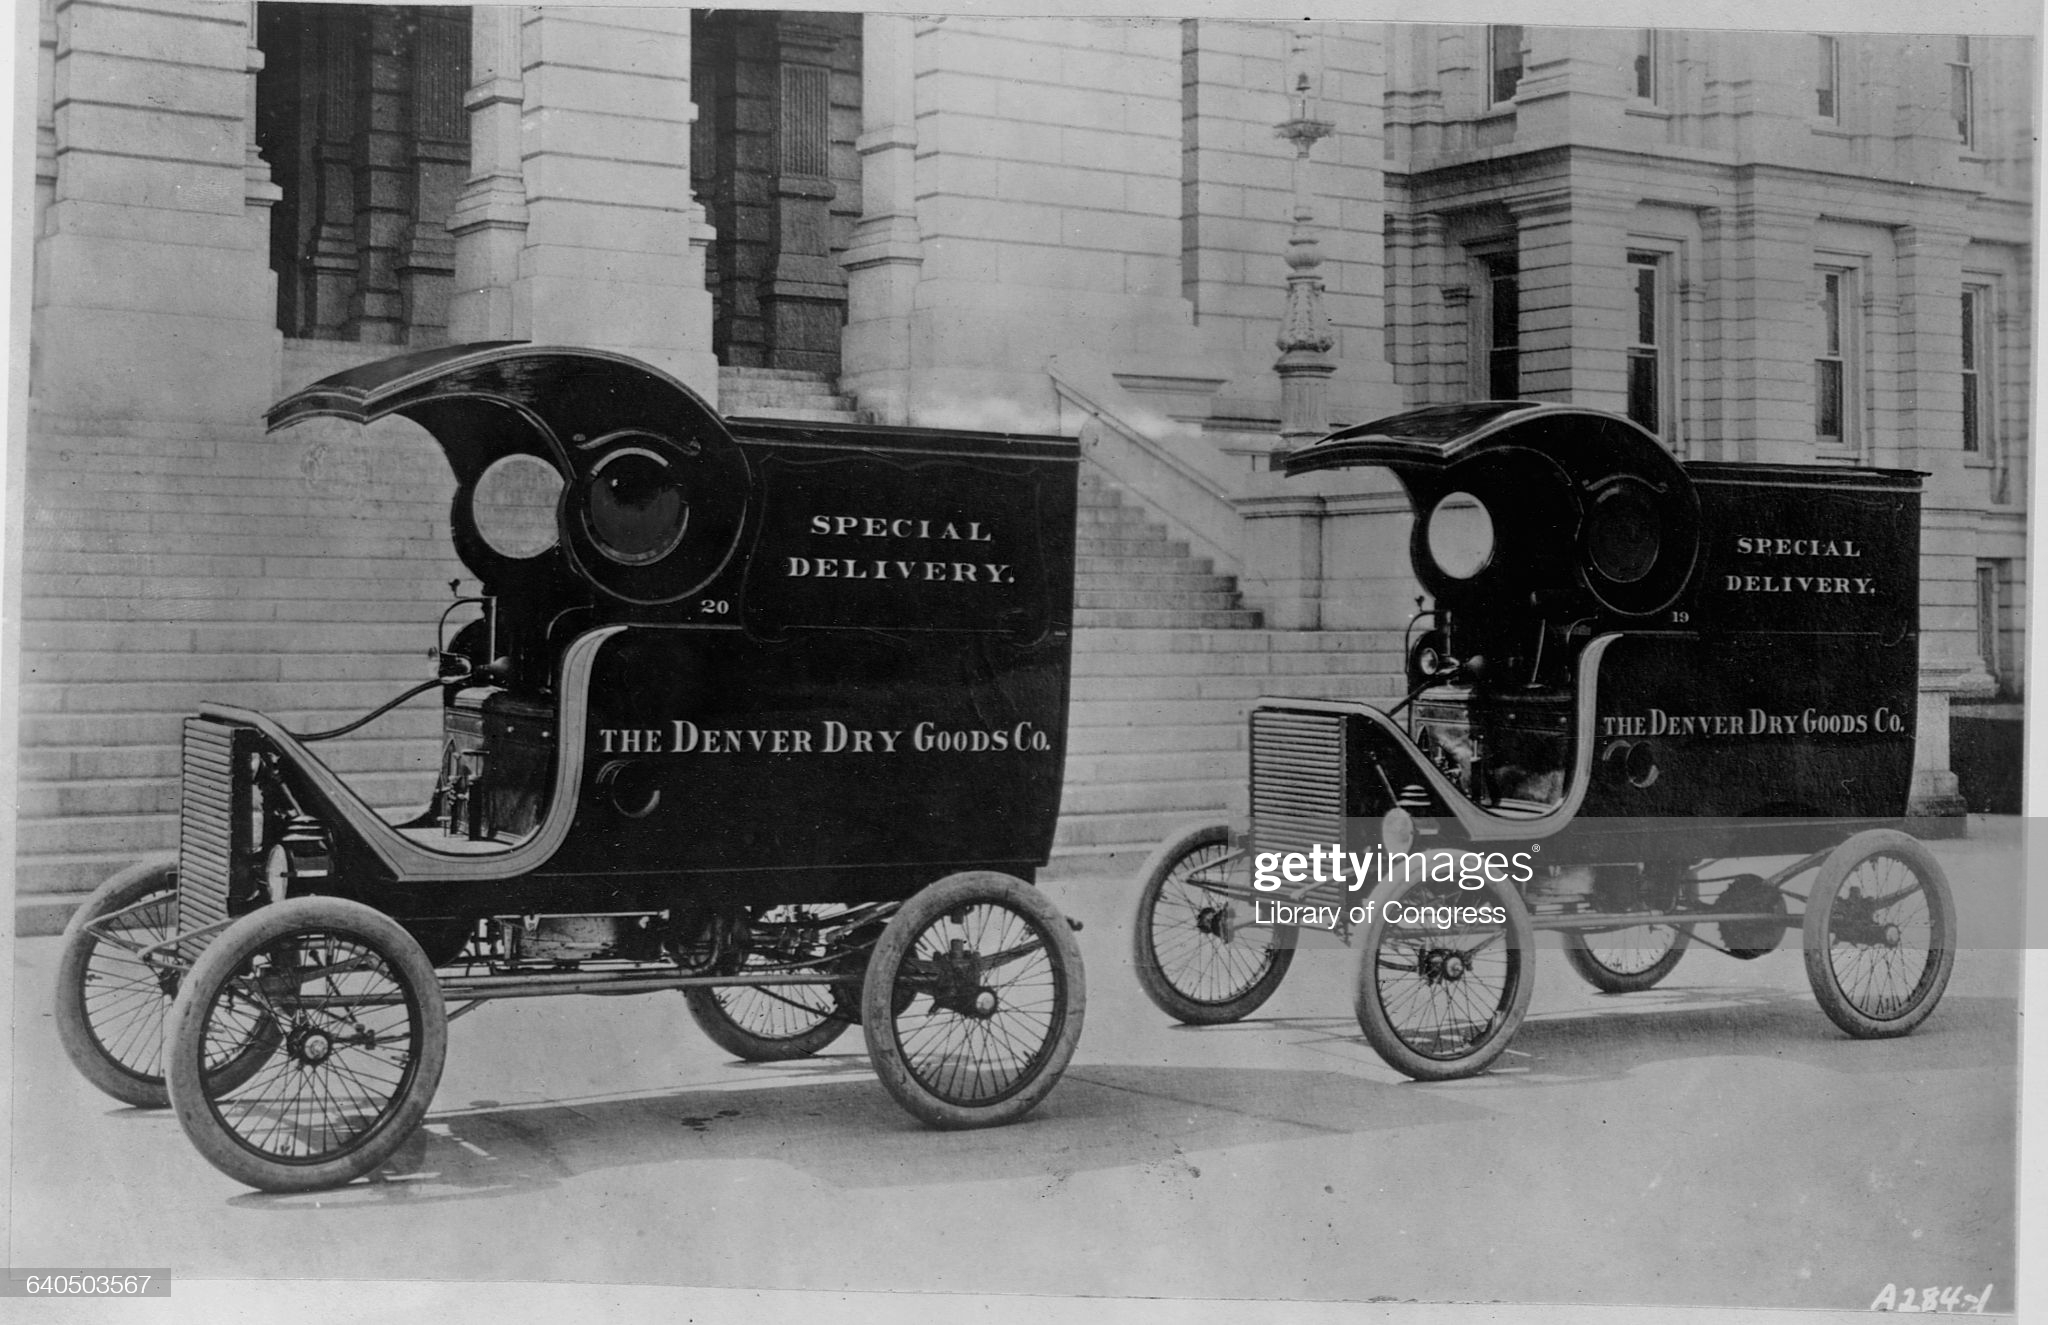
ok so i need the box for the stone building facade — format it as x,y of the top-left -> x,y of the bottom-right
13,5 -> 2033,921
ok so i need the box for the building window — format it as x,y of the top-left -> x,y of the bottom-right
1490,26 -> 1524,104
1961,285 -> 1991,455
1479,251 -> 1520,399
1814,267 -> 1854,448
1950,37 -> 1975,146
1815,35 -> 1839,120
1976,560 -> 2010,693
1626,252 -> 1665,434
1634,30 -> 1659,103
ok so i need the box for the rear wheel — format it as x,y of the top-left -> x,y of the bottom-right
864,872 -> 1084,1128
53,858 -> 182,1108
166,897 -> 446,1192
1802,830 -> 1956,1039
1131,824 -> 1295,1024
1355,872 -> 1533,1081
1561,923 -> 1689,994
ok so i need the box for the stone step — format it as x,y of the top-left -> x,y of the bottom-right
1070,671 -> 1395,702
21,768 -> 430,820
1075,536 -> 1198,561
725,406 -> 868,424
20,707 -> 444,748
1075,588 -> 1247,611
1075,555 -> 1225,579
18,735 -> 433,783
19,620 -> 431,654
1054,807 -> 1241,851
1074,607 -> 1264,629
1073,626 -> 1395,653
22,596 -> 463,623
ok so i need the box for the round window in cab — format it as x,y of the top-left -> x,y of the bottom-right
472,453 -> 565,560
584,447 -> 690,566
1426,491 -> 1496,580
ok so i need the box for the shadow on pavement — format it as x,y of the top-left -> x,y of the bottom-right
225,1061 -> 1491,1211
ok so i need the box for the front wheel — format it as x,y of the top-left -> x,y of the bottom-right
166,897 -> 447,1192
1131,824 -> 1295,1024
863,872 -> 1084,1129
1354,872 -> 1534,1081
1802,830 -> 1956,1039
1560,923 -> 1690,994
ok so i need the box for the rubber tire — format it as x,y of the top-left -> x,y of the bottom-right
1131,824 -> 1296,1025
1354,872 -> 1535,1081
166,897 -> 447,1193
684,985 -> 850,1061
863,872 -> 1085,1129
1802,829 -> 1957,1039
1560,923 -> 1690,994
53,857 -> 182,1108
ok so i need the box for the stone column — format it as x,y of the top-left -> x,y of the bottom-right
760,18 -> 847,375
1509,185 -> 1633,409
511,7 -> 717,395
1718,189 -> 1814,463
33,0 -> 281,425
896,16 -> 1209,425
1894,222 -> 1986,822
839,13 -> 921,424
397,6 -> 469,343
449,5 -> 529,343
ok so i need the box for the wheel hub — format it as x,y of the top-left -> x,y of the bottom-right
289,1025 -> 334,1065
1196,903 -> 1238,943
1419,948 -> 1469,984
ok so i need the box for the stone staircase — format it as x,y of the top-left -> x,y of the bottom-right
13,408 -> 468,930
1058,471 -> 1402,856
12,370 -> 1402,931
719,365 -> 871,423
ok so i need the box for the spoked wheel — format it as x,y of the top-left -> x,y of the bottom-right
1561,922 -> 1690,994
1131,824 -> 1295,1024
1802,830 -> 1956,1038
166,897 -> 446,1192
53,857 -> 278,1108
684,906 -> 854,1062
863,872 -> 1084,1129
1355,873 -> 1534,1081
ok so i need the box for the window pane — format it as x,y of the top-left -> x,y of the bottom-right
1627,351 -> 1659,432
1961,290 -> 1976,369
1816,36 -> 1837,118
1635,30 -> 1656,100
1635,264 -> 1657,345
1490,348 -> 1519,400
1492,26 -> 1524,102
1819,273 -> 1841,355
1962,372 -> 1980,451
1815,358 -> 1842,441
1952,64 -> 1972,143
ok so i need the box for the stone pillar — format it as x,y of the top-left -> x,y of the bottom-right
1510,185 -> 1633,409
839,13 -> 921,425
1238,491 -> 1325,630
397,6 -> 469,343
511,7 -> 717,395
1894,223 -> 1987,822
1718,189 -> 1814,463
345,6 -> 414,344
33,0 -> 281,425
898,16 -> 1209,426
448,6 -> 528,343
760,19 -> 847,375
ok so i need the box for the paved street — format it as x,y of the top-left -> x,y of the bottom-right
4,823 -> 2024,1319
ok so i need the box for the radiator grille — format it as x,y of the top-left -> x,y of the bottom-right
1250,707 -> 1346,857
176,718 -> 239,938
